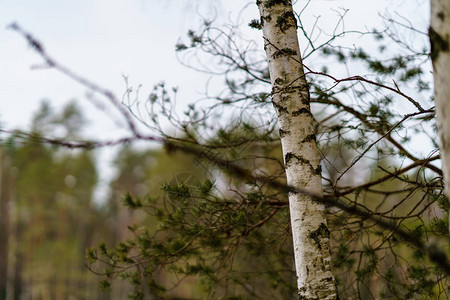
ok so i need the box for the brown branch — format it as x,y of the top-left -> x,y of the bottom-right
305,67 -> 425,112
245,208 -> 280,234
0,129 -> 163,149
316,97 -> 442,176
333,154 -> 441,197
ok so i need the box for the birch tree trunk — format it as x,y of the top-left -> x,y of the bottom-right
257,1 -> 337,298
430,0 -> 450,232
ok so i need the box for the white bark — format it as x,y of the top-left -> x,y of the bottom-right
430,0 -> 450,232
257,1 -> 337,298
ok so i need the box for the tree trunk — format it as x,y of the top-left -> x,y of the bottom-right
0,148 -> 8,300
0,148 -> 14,300
257,1 -> 337,299
430,0 -> 450,232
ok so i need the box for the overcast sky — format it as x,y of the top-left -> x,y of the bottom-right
1,0 -> 429,135
1,0 -> 215,138
0,0 -> 430,201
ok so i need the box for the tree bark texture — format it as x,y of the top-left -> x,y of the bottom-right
257,1 -> 337,299
430,0 -> 450,232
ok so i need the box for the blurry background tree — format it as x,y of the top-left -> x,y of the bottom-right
0,102 -> 107,299
1,0 -> 449,299
430,0 -> 450,232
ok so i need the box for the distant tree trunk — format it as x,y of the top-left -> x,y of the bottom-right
0,148 -> 8,300
430,0 -> 450,232
257,1 -> 337,298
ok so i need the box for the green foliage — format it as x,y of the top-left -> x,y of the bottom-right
88,145 -> 296,298
355,247 -> 378,280
248,19 -> 262,30
123,192 -> 143,208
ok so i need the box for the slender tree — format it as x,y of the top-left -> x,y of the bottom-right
0,147 -> 8,300
430,0 -> 450,232
257,1 -> 337,298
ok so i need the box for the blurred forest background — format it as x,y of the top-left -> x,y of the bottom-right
0,101 -> 211,298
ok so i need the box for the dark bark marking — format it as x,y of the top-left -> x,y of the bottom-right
274,77 -> 284,85
279,128 -> 290,137
429,26 -> 449,62
263,15 -> 272,22
273,102 -> 288,114
276,11 -> 297,32
273,48 -> 297,59
292,108 -> 311,116
284,152 -> 320,175
264,0 -> 291,8
308,223 -> 330,250
302,134 -> 316,143
314,165 -> 322,175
